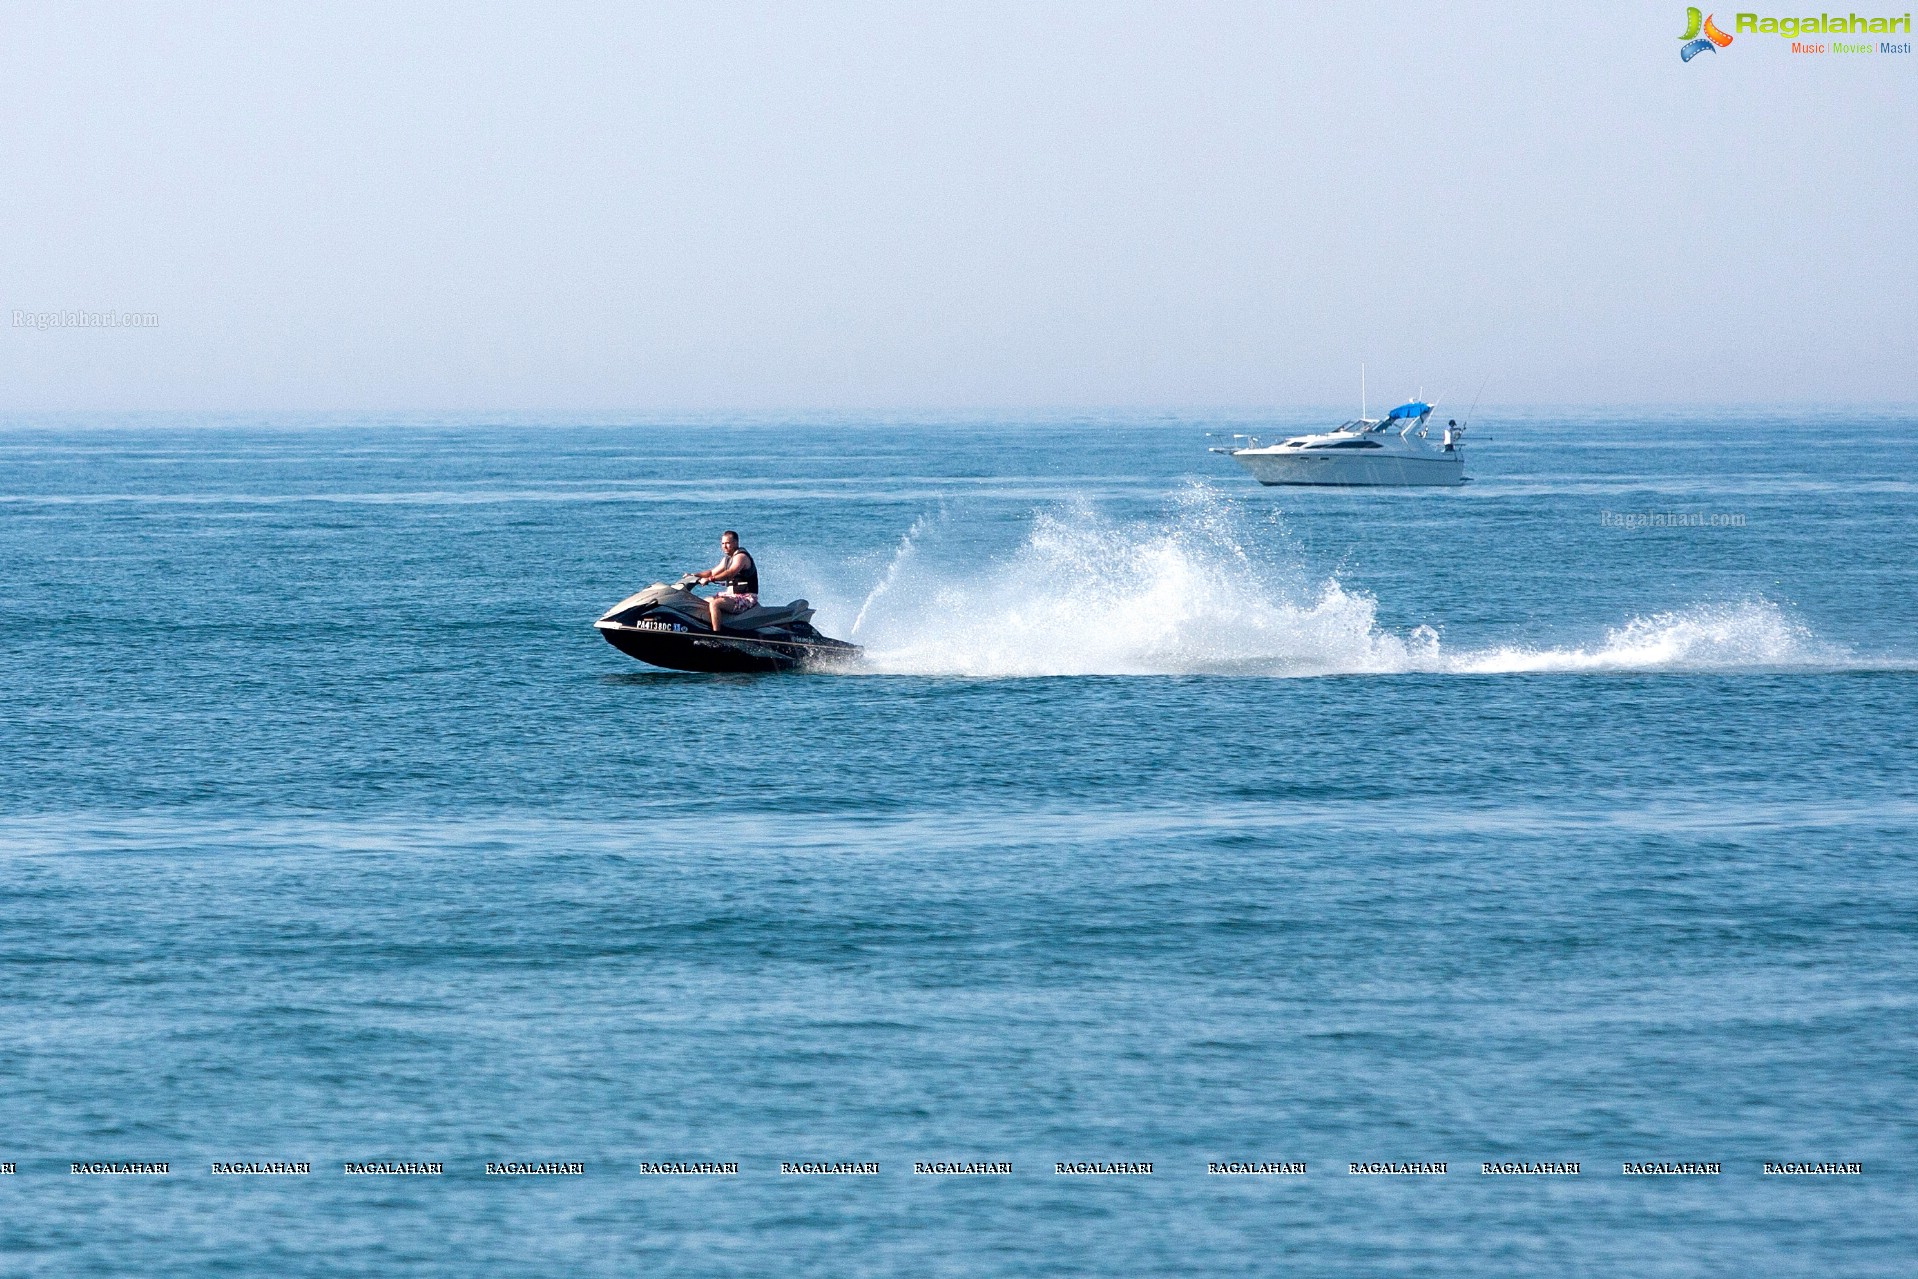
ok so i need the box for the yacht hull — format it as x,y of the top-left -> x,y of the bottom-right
1231,450 -> 1465,487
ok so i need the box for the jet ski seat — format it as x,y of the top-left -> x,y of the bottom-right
723,599 -> 814,629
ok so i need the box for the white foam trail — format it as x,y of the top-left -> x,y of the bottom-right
1451,603 -> 1831,674
844,489 -> 1854,678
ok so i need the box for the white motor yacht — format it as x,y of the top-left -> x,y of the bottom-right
1210,401 -> 1466,487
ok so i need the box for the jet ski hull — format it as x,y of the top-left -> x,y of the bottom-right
594,580 -> 861,673
596,621 -> 861,674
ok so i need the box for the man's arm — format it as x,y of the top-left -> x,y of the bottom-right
695,552 -> 743,584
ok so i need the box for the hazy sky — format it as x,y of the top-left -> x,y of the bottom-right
2,1 -> 1912,411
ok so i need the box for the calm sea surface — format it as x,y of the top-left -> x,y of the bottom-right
1,411 -> 1914,1274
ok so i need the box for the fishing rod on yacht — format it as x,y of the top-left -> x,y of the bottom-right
1460,377 -> 1489,430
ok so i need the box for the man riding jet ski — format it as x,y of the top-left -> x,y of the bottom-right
594,531 -> 861,674
692,529 -> 759,635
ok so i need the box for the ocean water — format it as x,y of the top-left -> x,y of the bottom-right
1,410 -> 1914,1275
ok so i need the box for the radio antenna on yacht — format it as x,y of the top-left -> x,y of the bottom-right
1360,363 -> 1366,420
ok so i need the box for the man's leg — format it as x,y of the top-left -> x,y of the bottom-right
708,597 -> 724,632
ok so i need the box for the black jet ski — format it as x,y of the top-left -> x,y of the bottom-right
594,575 -> 862,674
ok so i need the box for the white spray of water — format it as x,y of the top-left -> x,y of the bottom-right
850,509 -> 944,640
836,489 -> 1853,678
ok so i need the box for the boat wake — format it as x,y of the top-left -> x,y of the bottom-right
832,489 -> 1863,678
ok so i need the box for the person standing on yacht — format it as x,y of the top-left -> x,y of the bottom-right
692,530 -> 758,633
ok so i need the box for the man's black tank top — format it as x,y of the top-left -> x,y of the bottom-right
725,549 -> 758,595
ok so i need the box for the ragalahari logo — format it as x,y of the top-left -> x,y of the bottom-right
1680,8 -> 1736,58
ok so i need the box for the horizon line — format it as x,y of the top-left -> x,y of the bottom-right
2,401 -> 1915,420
